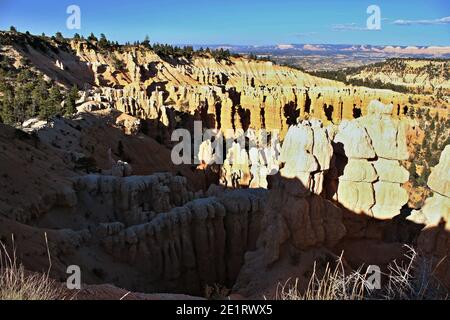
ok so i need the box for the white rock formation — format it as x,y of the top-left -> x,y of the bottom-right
218,130 -> 281,189
410,145 -> 450,226
279,120 -> 333,195
408,145 -> 450,288
334,100 -> 410,219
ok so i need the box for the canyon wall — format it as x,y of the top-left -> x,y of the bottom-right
1,33 -> 448,298
203,100 -> 411,221
11,39 -> 414,140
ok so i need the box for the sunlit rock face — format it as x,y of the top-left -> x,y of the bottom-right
218,130 -> 281,189
408,145 -> 450,289
199,101 -> 411,223
332,100 -> 410,219
64,40 -> 413,140
279,120 -> 333,196
409,144 -> 450,227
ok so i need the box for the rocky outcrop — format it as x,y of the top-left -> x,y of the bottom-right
427,144 -> 450,199
101,189 -> 266,294
72,173 -> 195,226
219,130 -> 281,189
228,122 -> 344,298
279,120 -> 333,195
409,145 -> 450,288
20,38 -> 411,140
73,284 -> 205,300
333,100 -> 410,219
233,172 -> 346,298
2,163 -> 267,295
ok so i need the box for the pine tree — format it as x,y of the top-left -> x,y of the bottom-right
64,85 -> 79,116
142,35 -> 151,48
0,84 -> 14,125
40,86 -> 62,120
98,33 -> 108,49
419,165 -> 431,186
88,32 -> 98,43
429,120 -> 435,130
31,78 -> 48,116
55,32 -> 64,42
14,83 -> 34,123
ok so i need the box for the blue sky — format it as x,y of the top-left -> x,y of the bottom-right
0,0 -> 449,46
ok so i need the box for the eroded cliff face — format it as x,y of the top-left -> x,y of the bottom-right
0,149 -> 267,295
5,38 -> 417,140
201,100 -> 412,222
232,101 -> 418,298
409,145 -> 450,288
331,100 -> 410,219
1,33 -> 448,298
48,173 -> 266,295
346,59 -> 450,95
101,188 -> 266,294
88,48 -> 414,137
2,101 -> 424,298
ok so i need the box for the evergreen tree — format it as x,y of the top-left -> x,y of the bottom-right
55,32 -> 64,42
14,82 -> 34,123
64,85 -> 79,115
142,35 -> 151,48
40,86 -> 62,120
98,33 -> 108,48
0,83 -> 14,125
419,165 -> 431,186
88,32 -> 98,43
31,78 -> 48,116
429,120 -> 435,131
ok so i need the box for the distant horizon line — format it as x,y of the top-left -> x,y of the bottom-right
1,29 -> 449,48
183,43 -> 450,48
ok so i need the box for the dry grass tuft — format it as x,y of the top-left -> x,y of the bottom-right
276,246 -> 448,300
0,235 -> 66,300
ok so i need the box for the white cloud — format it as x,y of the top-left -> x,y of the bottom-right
393,16 -> 450,25
332,23 -> 369,31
